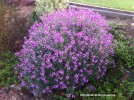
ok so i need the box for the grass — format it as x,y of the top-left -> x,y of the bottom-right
71,0 -> 134,11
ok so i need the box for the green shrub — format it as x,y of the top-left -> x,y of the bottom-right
35,0 -> 69,15
0,52 -> 18,88
74,66 -> 133,100
29,11 -> 40,24
109,23 -> 134,69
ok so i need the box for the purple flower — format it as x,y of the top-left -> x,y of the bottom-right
42,90 -> 46,93
53,85 -> 58,89
61,84 -> 67,89
21,80 -> 26,86
46,87 -> 49,90
67,94 -> 71,98
72,95 -> 76,98
87,70 -> 93,74
66,76 -> 70,80
30,83 -> 35,87
48,90 -> 52,93
58,70 -> 64,75
75,74 -> 78,78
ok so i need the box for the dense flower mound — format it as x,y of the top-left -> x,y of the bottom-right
16,9 -> 115,96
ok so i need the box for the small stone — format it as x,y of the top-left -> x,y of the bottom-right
131,23 -> 134,27
10,85 -> 15,88
8,88 -> 22,100
14,84 -> 22,91
20,93 -> 23,96
0,87 -> 7,94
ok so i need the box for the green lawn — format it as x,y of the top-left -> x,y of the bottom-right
71,0 -> 134,11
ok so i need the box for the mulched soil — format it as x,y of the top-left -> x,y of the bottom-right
107,18 -> 134,38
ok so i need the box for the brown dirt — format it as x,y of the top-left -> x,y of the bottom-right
107,18 -> 134,38
15,6 -> 35,18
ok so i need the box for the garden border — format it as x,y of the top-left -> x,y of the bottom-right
69,2 -> 134,20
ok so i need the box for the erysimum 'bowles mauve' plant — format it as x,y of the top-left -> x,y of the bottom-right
15,9 -> 115,97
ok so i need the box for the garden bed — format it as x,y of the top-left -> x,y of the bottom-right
0,1 -> 134,100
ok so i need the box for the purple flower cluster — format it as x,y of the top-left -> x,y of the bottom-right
16,9 -> 115,95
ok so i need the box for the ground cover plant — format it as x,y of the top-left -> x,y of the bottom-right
16,8 -> 115,98
0,51 -> 18,88
71,0 -> 134,11
74,69 -> 134,100
109,23 -> 134,69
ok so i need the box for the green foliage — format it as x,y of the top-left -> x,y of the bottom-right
0,52 -> 18,88
75,67 -> 133,100
35,0 -> 69,15
29,11 -> 40,24
109,23 -> 134,69
52,66 -> 134,100
53,94 -> 68,100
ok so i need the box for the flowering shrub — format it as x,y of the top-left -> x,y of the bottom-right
35,0 -> 69,15
16,9 -> 115,97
